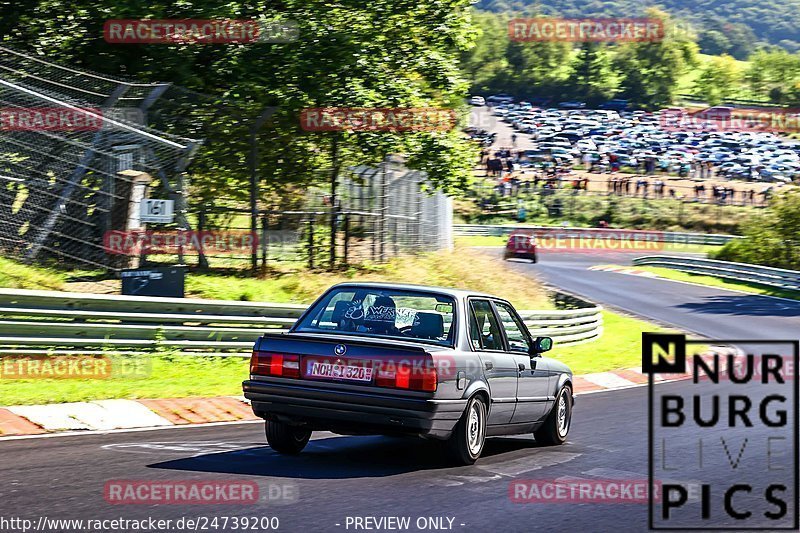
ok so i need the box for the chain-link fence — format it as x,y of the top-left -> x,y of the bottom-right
0,45 -> 199,270
0,46 -> 452,274
186,156 -> 454,271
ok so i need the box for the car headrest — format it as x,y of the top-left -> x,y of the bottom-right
411,312 -> 444,340
331,301 -> 352,324
364,304 -> 396,332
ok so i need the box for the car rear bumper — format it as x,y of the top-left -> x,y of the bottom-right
504,249 -> 537,260
242,379 -> 467,439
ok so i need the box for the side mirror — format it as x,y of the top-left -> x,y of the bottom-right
530,336 -> 553,356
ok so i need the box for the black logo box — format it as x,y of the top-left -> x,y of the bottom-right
644,334 -> 799,531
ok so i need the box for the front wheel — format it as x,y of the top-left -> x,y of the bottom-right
265,420 -> 311,455
534,385 -> 572,445
447,396 -> 487,465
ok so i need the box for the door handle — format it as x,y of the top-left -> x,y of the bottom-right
485,361 -> 493,370
518,363 -> 526,371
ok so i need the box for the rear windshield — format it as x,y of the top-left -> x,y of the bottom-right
293,287 -> 456,346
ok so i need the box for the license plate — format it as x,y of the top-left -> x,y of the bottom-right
306,361 -> 373,382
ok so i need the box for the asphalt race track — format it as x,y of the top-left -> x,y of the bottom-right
1,250 -> 797,532
509,250 -> 800,340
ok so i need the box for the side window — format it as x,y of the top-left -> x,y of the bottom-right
494,302 -> 532,354
469,299 -> 504,351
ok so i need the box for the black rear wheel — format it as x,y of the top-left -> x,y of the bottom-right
534,385 -> 572,445
447,396 -> 487,465
265,420 -> 311,455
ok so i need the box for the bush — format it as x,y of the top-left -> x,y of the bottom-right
710,191 -> 800,270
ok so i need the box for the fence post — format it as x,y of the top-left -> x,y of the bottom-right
261,214 -> 268,271
392,218 -> 398,256
379,162 -> 387,262
330,206 -> 339,269
343,213 -> 350,266
371,216 -> 377,261
197,206 -> 209,269
308,215 -> 315,269
248,131 -> 259,273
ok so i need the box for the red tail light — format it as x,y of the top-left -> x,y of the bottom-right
375,360 -> 437,392
250,351 -> 300,378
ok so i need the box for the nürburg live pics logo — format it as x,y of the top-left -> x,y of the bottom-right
644,333 -> 799,530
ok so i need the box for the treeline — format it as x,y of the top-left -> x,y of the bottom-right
476,0 -> 800,57
463,9 -> 800,109
696,49 -> 800,106
462,9 -> 698,108
713,191 -> 800,270
0,0 -> 479,205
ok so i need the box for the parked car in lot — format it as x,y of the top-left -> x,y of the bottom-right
243,282 -> 573,464
469,95 -> 485,106
558,101 -> 586,109
487,94 -> 514,105
504,230 -> 538,262
464,96 -> 800,185
598,99 -> 630,111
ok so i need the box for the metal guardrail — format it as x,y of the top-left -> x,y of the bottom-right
632,256 -> 800,291
454,224 -> 738,246
0,289 -> 602,355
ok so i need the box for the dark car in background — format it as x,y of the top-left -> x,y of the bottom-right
599,99 -> 630,111
243,283 -> 573,464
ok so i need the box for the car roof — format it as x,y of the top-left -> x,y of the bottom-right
328,281 -> 498,301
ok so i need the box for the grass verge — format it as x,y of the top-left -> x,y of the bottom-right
551,310 -> 670,375
0,247 -> 551,309
613,265 -> 800,301
185,246 -> 552,309
456,190 -> 752,234
1,355 -> 247,406
0,257 -> 66,290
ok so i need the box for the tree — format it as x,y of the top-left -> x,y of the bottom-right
694,55 -> 742,105
1,0 -> 481,210
745,48 -> 800,103
714,190 -> 800,270
460,10 -> 508,93
612,9 -> 698,109
697,30 -> 732,57
567,42 -> 617,103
